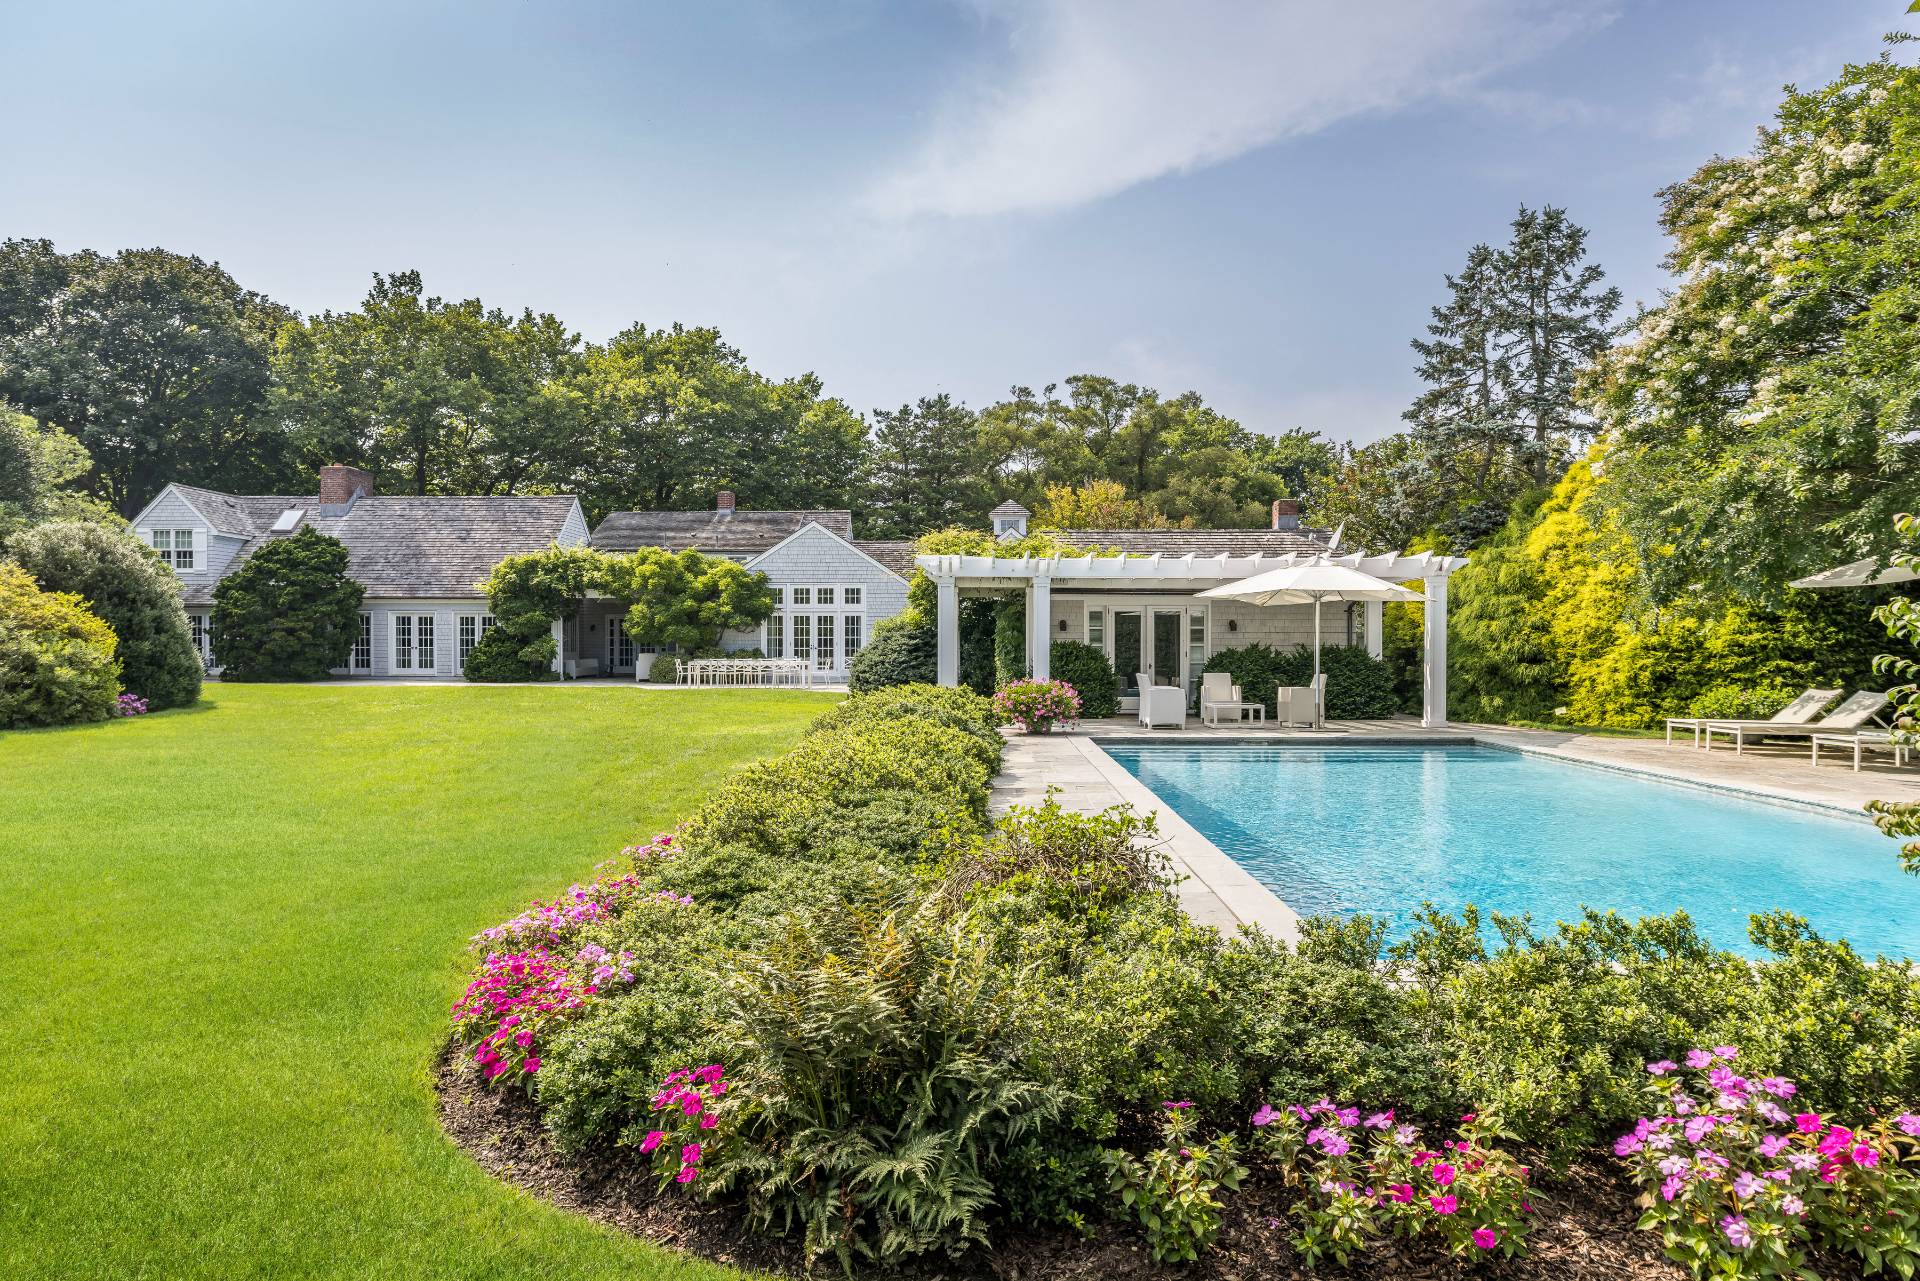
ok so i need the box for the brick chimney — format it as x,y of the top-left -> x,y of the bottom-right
715,490 -> 736,514
1271,499 -> 1302,531
318,464 -> 374,515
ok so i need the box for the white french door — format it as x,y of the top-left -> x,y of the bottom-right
606,615 -> 636,672
1106,602 -> 1203,703
392,613 -> 437,673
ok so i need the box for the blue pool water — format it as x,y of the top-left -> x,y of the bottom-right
1101,743 -> 1918,959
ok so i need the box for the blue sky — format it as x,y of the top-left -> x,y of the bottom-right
1,0 -> 1910,443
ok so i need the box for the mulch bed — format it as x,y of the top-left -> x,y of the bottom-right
437,1053 -> 1689,1280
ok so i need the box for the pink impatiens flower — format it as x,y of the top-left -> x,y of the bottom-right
1733,1171 -> 1762,1198
1851,1144 -> 1879,1168
1429,1193 -> 1457,1215
1758,1134 -> 1789,1158
1759,1077 -> 1796,1098
1647,1060 -> 1678,1076
1385,1183 -> 1414,1203
1712,1046 -> 1739,1060
1896,1114 -> 1920,1138
1472,1228 -> 1498,1250
1250,1104 -> 1281,1127
1430,1162 -> 1457,1187
1794,1112 -> 1824,1133
1364,1110 -> 1394,1130
640,1130 -> 664,1152
1721,1215 -> 1753,1249
1685,1049 -> 1715,1069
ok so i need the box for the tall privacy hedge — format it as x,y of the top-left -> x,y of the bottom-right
1203,641 -> 1398,719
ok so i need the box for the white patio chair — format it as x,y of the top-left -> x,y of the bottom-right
1665,687 -> 1839,747
1200,672 -> 1263,726
1136,673 -> 1186,729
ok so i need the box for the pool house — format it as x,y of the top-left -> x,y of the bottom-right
919,503 -> 1466,726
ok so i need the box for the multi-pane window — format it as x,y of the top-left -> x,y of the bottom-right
843,613 -> 863,659
843,586 -> 862,606
790,614 -> 812,663
352,613 -> 372,671
766,613 -> 784,658
1187,611 -> 1207,688
461,614 -> 494,671
815,614 -> 835,670
394,614 -> 436,672
187,613 -> 210,668
1088,609 -> 1105,649
151,529 -> 196,571
791,587 -> 812,607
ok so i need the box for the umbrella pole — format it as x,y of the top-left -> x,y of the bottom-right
1312,595 -> 1323,729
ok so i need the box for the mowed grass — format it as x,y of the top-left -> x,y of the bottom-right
0,683 -> 838,1281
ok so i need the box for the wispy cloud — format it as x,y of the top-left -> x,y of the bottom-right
865,0 -> 1601,219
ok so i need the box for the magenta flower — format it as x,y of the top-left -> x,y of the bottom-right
1685,1049 -> 1715,1069
1614,1132 -> 1643,1156
681,1142 -> 703,1164
674,1167 -> 697,1184
1315,1132 -> 1351,1157
1472,1228 -> 1498,1250
1816,1126 -> 1854,1157
1430,1162 -> 1456,1187
1712,1046 -> 1739,1060
1759,1077 -> 1796,1098
699,1114 -> 718,1130
1758,1134 -> 1789,1158
1333,1107 -> 1361,1127
1721,1215 -> 1753,1249
1794,1112 -> 1824,1134
1250,1104 -> 1281,1127
1661,1173 -> 1687,1201
1364,1110 -> 1394,1130
1851,1144 -> 1879,1168
522,1056 -> 541,1073
1429,1193 -> 1457,1215
1162,1100 -> 1193,1110
1896,1113 -> 1920,1138
1385,1183 -> 1414,1203
1647,1060 -> 1678,1076
640,1130 -> 664,1152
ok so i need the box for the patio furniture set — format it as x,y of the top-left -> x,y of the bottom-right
1664,688 -> 1910,771
1134,671 -> 1325,730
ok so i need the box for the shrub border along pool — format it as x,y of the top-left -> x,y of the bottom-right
439,688 -> 1920,1280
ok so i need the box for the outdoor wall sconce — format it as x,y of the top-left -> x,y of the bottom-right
1227,619 -> 1238,632
1059,619 -> 1068,631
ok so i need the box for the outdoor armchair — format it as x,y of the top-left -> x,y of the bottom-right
1136,673 -> 1186,729
1664,687 -> 1838,747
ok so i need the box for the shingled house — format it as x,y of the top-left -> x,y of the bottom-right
130,470 -> 914,680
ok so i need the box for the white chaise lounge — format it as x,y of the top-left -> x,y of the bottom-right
1701,691 -> 1891,754
1664,687 -> 1838,747
1810,729 -> 1910,772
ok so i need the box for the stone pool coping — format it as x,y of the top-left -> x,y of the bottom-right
990,721 -> 1917,940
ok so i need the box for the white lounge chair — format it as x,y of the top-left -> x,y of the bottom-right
1701,691 -> 1890,754
1810,730 -> 1910,772
1665,687 -> 1839,747
1200,671 -> 1265,726
1136,673 -> 1186,729
1273,674 -> 1326,728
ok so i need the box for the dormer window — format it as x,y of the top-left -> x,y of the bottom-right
989,500 -> 1030,540
152,529 -> 196,571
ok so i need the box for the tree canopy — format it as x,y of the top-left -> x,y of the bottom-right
210,528 -> 365,680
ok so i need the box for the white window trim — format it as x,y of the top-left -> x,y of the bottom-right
768,583 -> 869,670
391,612 -> 438,674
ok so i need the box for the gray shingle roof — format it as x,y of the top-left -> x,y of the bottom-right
590,509 -> 853,554
177,492 -> 582,604
1054,527 -> 1334,557
851,540 -> 918,577
989,500 -> 1030,517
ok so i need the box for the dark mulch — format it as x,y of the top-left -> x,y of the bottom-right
437,1054 -> 1688,1281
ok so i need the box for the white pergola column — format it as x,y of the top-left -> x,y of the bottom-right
1364,600 -> 1384,659
550,617 -> 565,675
1027,574 -> 1051,681
1421,573 -> 1449,727
934,575 -> 959,687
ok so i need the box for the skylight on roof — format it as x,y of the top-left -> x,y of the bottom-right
269,508 -> 305,533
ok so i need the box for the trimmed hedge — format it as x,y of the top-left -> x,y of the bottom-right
1203,642 -> 1398,719
211,527 -> 363,680
1048,640 -> 1118,718
848,615 -> 935,690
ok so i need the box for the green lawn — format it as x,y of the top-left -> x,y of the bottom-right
0,683 -> 837,1281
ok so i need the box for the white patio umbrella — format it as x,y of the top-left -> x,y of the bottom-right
1198,561 -> 1425,728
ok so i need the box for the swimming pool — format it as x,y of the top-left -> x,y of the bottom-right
1100,742 -> 1917,959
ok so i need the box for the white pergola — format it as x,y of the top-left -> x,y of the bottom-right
915,548 -> 1468,727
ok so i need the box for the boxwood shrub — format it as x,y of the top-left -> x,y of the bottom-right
1203,641 -> 1399,719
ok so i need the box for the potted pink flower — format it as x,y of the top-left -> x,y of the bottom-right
992,678 -> 1082,734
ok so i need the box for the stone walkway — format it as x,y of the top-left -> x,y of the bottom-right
991,717 -> 1919,941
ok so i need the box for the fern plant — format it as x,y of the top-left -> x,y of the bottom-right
700,903 -> 1063,1271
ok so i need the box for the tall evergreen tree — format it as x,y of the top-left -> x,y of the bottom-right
1496,206 -> 1621,479
859,394 -> 989,539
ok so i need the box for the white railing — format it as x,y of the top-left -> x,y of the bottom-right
674,657 -> 816,688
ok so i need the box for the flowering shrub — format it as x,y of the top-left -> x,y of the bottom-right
1616,1047 -> 1920,1279
991,678 -> 1081,732
638,1064 -> 731,1187
114,693 -> 148,716
1254,1100 -> 1533,1265
450,945 -> 638,1086
1103,1101 -> 1248,1263
470,850 -> 684,948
